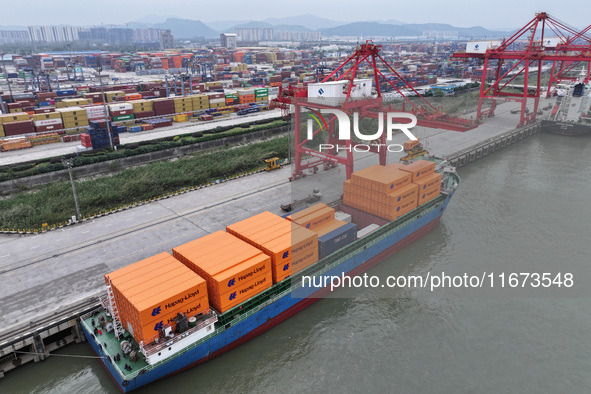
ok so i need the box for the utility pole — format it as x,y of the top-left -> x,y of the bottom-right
97,65 -> 115,150
62,159 -> 81,221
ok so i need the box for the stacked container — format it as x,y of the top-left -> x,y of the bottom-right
207,93 -> 225,109
56,107 -> 89,130
289,203 -> 357,259
343,162 -> 442,221
227,211 -> 318,283
238,89 -> 255,104
190,94 -> 209,111
32,111 -> 63,132
254,88 -> 269,103
131,99 -> 155,119
343,164 -> 417,221
173,231 -> 272,314
84,105 -> 107,122
152,98 -> 175,116
0,113 -> 30,137
108,103 -> 135,122
173,97 -> 193,113
105,252 -> 209,344
397,160 -> 441,206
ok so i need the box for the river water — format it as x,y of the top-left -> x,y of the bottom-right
2,131 -> 591,393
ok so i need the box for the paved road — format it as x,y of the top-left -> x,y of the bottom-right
0,98 -> 549,336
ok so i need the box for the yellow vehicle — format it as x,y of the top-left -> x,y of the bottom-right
400,139 -> 429,162
264,157 -> 281,171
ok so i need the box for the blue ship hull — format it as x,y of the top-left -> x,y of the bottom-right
83,191 -> 455,392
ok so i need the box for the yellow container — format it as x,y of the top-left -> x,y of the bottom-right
173,114 -> 189,122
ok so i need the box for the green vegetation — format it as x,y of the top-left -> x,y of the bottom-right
0,136 -> 289,230
0,118 -> 287,183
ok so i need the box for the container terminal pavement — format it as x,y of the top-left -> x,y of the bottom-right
0,99 -> 535,336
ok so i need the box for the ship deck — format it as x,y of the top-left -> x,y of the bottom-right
81,310 -> 148,377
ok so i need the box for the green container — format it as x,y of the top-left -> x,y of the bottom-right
0,73 -> 5,79
112,114 -> 135,121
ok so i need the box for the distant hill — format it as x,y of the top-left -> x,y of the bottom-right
231,21 -> 274,29
319,21 -> 508,38
405,23 -> 507,38
151,18 -> 217,38
273,24 -> 313,32
318,22 -> 419,37
262,14 -> 346,30
206,20 -> 252,32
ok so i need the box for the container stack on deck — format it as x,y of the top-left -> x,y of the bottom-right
105,252 -> 209,344
173,231 -> 273,313
289,204 -> 357,259
343,161 -> 441,221
226,211 -> 318,282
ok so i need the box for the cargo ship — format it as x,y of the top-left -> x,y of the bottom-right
542,81 -> 591,136
80,158 -> 460,392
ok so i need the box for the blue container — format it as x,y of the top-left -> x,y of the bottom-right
318,222 -> 358,259
38,101 -> 51,107
56,89 -> 75,96
128,126 -> 142,133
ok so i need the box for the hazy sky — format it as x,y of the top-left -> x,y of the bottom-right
0,0 -> 588,30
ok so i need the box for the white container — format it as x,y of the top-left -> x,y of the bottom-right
209,98 -> 226,104
34,118 -> 63,127
334,211 -> 352,223
85,106 -> 107,114
465,41 -> 501,54
108,103 -> 133,111
308,79 -> 372,105
56,106 -> 84,113
357,224 -> 380,239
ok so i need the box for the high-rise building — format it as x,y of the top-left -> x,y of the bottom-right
274,31 -> 322,41
220,33 -> 237,49
27,26 -> 83,42
159,30 -> 174,49
235,28 -> 274,42
0,30 -> 29,44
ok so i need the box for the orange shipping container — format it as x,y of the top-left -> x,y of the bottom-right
289,203 -> 330,222
172,231 -> 272,294
128,294 -> 210,343
291,246 -> 319,274
126,276 -> 207,324
418,184 -> 441,205
386,183 -> 419,205
210,271 -> 273,313
105,252 -> 175,286
291,206 -> 335,230
310,219 -> 349,238
399,159 -> 436,182
413,172 -> 442,191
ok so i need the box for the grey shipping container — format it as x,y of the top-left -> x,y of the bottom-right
319,222 -> 358,259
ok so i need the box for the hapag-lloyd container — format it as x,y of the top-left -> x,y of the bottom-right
397,159 -> 436,182
413,172 -> 442,191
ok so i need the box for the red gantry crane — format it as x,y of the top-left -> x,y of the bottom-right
271,41 -> 478,180
451,12 -> 591,126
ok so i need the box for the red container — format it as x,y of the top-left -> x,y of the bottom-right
34,107 -> 56,114
141,124 -> 154,131
135,111 -> 155,119
35,124 -> 62,132
80,133 -> 92,148
153,120 -> 172,128
111,109 -> 132,117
